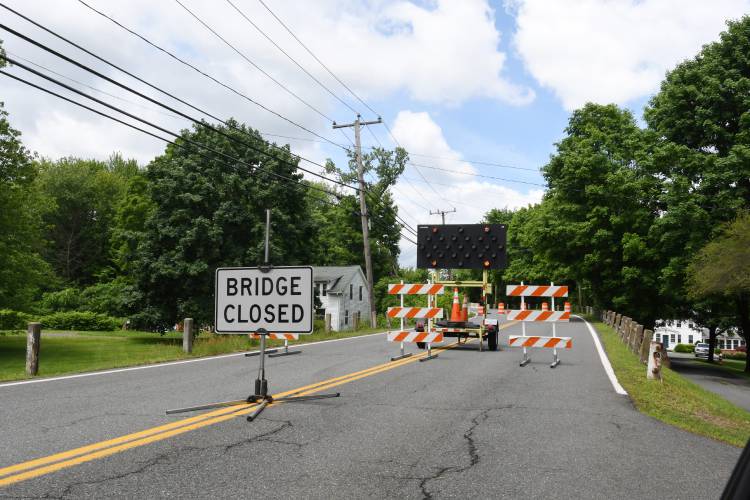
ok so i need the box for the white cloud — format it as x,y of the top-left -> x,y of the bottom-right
0,0 -> 531,166
509,0 -> 750,110
389,111 -> 543,267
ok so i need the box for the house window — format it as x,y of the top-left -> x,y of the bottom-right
655,334 -> 661,342
670,334 -> 676,343
350,284 -> 353,300
359,286 -> 362,301
322,283 -> 327,296
676,321 -> 682,328
344,310 -> 349,325
688,335 -> 693,344
677,335 -> 682,344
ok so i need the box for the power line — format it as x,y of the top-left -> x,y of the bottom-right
255,0 -> 378,118
408,161 -> 546,186
407,152 -> 539,172
171,0 -> 334,123
0,69 -> 339,202
223,0 -> 359,115
0,22 -> 357,192
70,0 -> 344,150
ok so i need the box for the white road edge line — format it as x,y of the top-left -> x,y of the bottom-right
575,315 -> 628,396
0,331 -> 388,389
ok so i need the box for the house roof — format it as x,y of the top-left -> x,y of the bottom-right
312,266 -> 365,295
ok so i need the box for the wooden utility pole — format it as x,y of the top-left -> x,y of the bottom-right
333,114 -> 382,327
430,208 -> 456,279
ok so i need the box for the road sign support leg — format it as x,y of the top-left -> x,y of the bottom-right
520,349 -> 531,367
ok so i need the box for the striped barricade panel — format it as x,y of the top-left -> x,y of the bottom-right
386,307 -> 443,319
249,333 -> 300,340
505,285 -> 569,297
387,331 -> 444,343
508,336 -> 572,349
506,310 -> 570,322
388,284 -> 445,295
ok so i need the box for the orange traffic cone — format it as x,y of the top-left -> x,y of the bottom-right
461,295 -> 469,321
450,288 -> 462,321
564,302 -> 571,313
498,302 -> 505,315
542,302 -> 549,311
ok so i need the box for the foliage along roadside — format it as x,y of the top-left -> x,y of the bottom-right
592,318 -> 750,447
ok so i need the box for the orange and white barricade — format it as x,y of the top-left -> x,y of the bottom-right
387,282 -> 444,362
506,281 -> 571,368
247,333 -> 301,357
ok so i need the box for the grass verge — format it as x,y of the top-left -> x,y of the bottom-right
0,326 -> 385,382
589,318 -> 750,447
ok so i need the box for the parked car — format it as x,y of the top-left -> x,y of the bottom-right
694,343 -> 722,361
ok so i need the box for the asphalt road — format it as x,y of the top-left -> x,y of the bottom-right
0,316 -> 742,499
669,353 -> 750,412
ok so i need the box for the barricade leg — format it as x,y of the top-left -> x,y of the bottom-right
390,341 -> 412,361
520,347 -> 531,367
550,348 -> 560,368
269,338 -> 302,358
419,342 -> 438,362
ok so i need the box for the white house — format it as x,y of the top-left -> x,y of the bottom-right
652,319 -> 746,351
312,266 -> 371,331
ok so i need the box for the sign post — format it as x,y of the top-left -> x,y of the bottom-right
167,209 -> 339,421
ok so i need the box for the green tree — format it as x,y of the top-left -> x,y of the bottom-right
133,119 -> 315,325
111,172 -> 154,276
688,213 -> 750,371
534,104 -> 662,325
0,103 -> 51,310
645,16 -> 750,321
35,155 -> 132,284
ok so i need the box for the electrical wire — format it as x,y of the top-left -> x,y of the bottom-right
223,0 -> 359,115
255,0 -> 378,118
171,0 -> 334,123
407,162 -> 546,187
69,1 -> 345,150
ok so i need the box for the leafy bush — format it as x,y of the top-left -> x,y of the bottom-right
674,343 -> 695,353
79,279 -> 140,317
38,311 -> 121,331
39,288 -> 82,313
723,351 -> 747,360
0,309 -> 31,330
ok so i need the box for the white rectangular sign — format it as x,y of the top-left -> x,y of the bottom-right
215,266 -> 313,334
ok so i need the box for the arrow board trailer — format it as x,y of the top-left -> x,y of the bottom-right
215,266 -> 314,334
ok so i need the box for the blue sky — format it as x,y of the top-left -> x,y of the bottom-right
1,0 -> 748,266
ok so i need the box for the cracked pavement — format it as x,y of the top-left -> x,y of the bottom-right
0,318 -> 743,499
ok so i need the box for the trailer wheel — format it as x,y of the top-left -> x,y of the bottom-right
417,342 -> 426,349
488,329 -> 498,351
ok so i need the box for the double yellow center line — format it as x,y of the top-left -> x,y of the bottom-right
0,322 -> 515,487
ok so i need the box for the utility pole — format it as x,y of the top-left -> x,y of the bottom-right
430,208 -> 456,225
333,114 -> 382,328
430,208 -> 456,279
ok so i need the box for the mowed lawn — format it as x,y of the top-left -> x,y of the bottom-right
0,327 -> 384,382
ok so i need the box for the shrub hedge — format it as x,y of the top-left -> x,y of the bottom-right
38,311 -> 122,331
674,343 -> 695,353
0,309 -> 31,330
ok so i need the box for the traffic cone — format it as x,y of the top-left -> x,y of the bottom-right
498,302 -> 505,315
564,302 -> 571,313
461,295 -> 469,321
450,288 -> 462,321
542,302 -> 549,312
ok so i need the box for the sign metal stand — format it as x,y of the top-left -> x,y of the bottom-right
166,209 -> 339,422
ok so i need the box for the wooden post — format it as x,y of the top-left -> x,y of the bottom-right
183,318 -> 194,353
647,341 -> 664,380
325,313 -> 331,333
640,329 -> 653,364
26,322 -> 41,376
632,324 -> 644,354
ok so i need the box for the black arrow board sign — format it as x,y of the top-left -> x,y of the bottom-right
215,266 -> 314,334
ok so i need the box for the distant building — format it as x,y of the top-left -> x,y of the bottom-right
651,319 -> 745,351
312,266 -> 370,331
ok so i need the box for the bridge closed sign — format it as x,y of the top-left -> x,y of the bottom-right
215,266 -> 314,334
